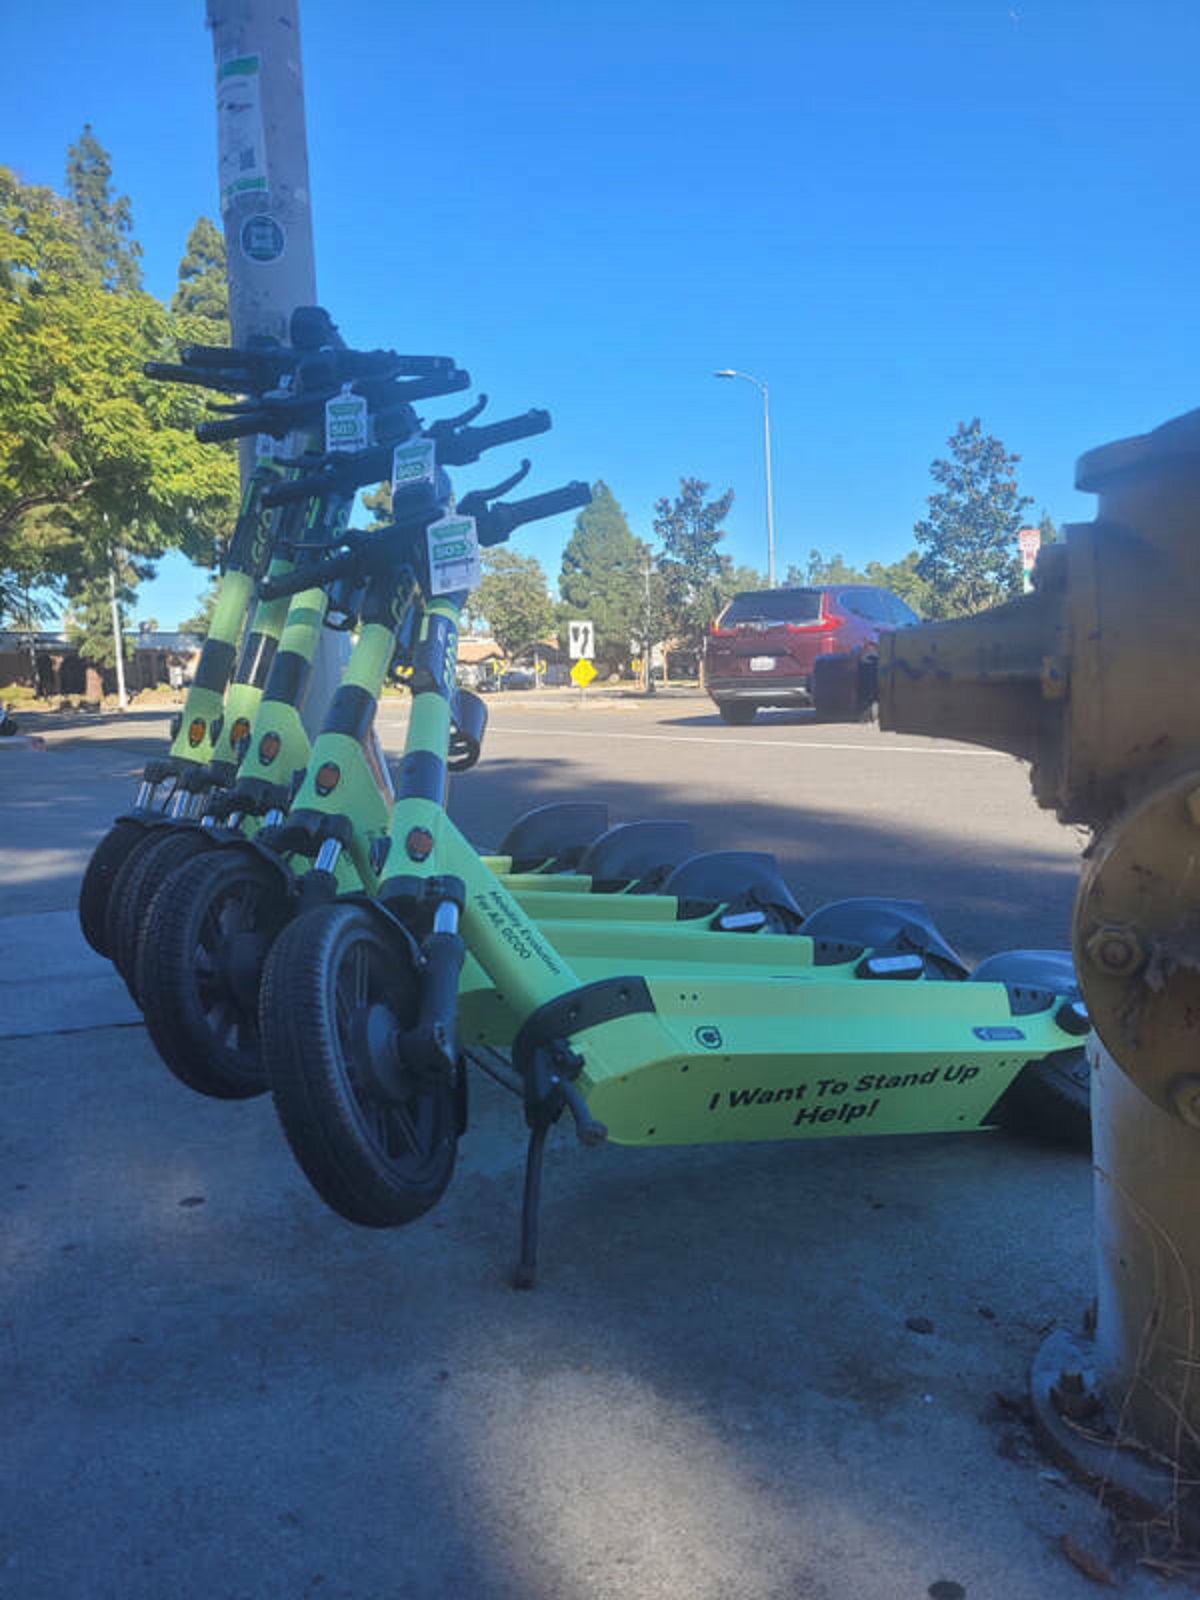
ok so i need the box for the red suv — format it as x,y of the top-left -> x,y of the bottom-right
704,584 -> 919,724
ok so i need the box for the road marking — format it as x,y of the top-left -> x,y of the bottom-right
445,724 -> 1008,758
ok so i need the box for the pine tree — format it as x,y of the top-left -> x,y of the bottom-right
172,217 -> 228,333
64,124 -> 142,291
558,481 -> 642,669
914,420 -> 1033,618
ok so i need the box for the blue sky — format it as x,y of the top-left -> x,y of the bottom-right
3,1 -> 1199,626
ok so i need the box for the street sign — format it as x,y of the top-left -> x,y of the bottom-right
568,619 -> 594,660
1017,526 -> 1042,594
570,658 -> 597,689
630,657 -> 642,675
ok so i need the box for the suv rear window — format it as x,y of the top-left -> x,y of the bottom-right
718,589 -> 823,626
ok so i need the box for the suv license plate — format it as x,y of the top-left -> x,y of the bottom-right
749,656 -> 775,671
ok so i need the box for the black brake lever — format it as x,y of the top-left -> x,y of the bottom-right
458,459 -> 531,516
427,394 -> 488,439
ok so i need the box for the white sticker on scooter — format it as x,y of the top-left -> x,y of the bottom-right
392,438 -> 436,493
427,514 -> 481,596
325,387 -> 368,452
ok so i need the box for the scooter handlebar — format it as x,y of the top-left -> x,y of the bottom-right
143,360 -> 261,395
436,409 -> 551,466
178,342 -> 454,385
195,410 -> 290,444
478,481 -> 592,545
259,443 -> 394,506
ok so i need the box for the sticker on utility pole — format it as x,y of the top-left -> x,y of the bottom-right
568,619 -> 595,660
391,438 -> 437,494
216,54 -> 268,212
325,389 -> 368,453
427,515 -> 481,596
240,213 -> 285,264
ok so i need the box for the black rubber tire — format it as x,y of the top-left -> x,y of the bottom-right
717,702 -> 756,725
78,818 -> 145,956
111,828 -> 215,1003
261,903 -> 459,1228
989,1048 -> 1091,1151
139,848 -> 290,1100
103,825 -> 173,969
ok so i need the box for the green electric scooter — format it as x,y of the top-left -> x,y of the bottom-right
93,326 -> 471,990
77,305 -> 445,952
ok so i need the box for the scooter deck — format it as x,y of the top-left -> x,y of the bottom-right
558,974 -> 1067,1147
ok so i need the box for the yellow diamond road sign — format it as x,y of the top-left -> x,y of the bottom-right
570,658 -> 597,689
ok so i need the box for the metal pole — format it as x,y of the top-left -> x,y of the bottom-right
714,368 -> 776,587
108,562 -> 128,710
761,382 -> 775,588
643,557 -> 656,696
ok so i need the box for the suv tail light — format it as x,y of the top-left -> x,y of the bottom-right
709,625 -> 736,638
786,596 -> 843,633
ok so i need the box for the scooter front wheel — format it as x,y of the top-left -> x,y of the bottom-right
260,903 -> 459,1228
78,818 -> 145,956
139,848 -> 289,1099
110,827 -> 214,1002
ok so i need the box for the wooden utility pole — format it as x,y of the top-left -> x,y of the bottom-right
205,0 -> 316,372
203,0 -> 360,744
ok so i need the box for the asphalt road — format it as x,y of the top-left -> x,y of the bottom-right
0,696 -> 1152,1600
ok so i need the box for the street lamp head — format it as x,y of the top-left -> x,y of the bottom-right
713,368 -> 738,378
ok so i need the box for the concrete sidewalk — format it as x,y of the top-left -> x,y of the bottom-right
0,899 -> 1157,1600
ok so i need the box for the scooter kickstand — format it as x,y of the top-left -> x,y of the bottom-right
513,1121 -> 550,1290
512,1041 -> 609,1288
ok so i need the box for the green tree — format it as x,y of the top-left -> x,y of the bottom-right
475,548 -> 554,655
172,216 -> 228,335
558,480 -> 642,670
64,123 -> 142,291
0,163 -> 239,615
1037,510 -> 1059,545
914,420 -> 1032,617
654,477 -> 735,661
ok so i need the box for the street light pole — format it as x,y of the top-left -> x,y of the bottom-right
714,368 -> 776,587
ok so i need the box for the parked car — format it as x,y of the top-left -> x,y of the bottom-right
703,584 -> 919,724
500,668 -> 536,691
